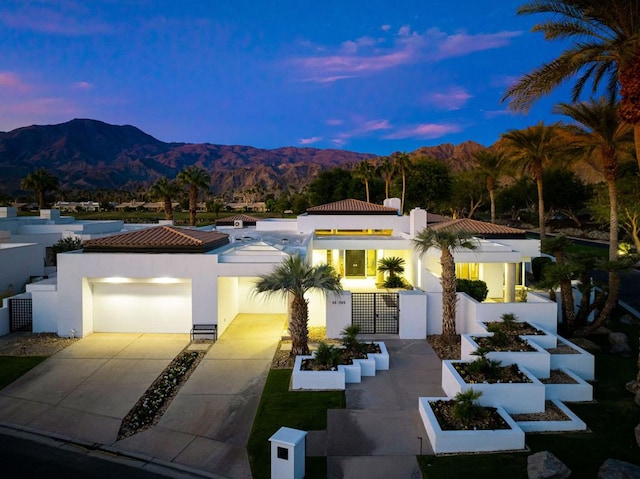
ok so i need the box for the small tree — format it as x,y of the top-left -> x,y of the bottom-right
51,237 -> 83,266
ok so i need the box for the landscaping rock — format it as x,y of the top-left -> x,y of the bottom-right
619,314 -> 640,326
609,332 -> 632,356
635,423 -> 640,447
527,451 -> 571,479
597,458 -> 640,479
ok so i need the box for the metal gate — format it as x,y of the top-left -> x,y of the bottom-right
9,298 -> 32,332
351,292 -> 399,334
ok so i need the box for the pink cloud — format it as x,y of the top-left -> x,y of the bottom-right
0,6 -> 114,36
299,136 -> 322,145
425,87 -> 472,110
0,72 -> 32,92
433,30 -> 522,60
383,123 -> 462,140
72,81 -> 94,90
381,24 -> 391,32
326,118 -> 344,126
483,109 -> 511,119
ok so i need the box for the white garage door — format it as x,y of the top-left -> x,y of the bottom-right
92,282 -> 192,333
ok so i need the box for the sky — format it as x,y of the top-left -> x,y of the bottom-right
0,0 -> 576,155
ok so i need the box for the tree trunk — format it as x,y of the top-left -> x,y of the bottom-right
38,190 -> 46,209
163,196 -> 173,221
189,186 -> 197,226
536,177 -> 545,240
365,180 -> 370,203
635,123 -> 640,173
440,249 -> 457,339
401,172 -> 406,214
607,179 -> 619,262
559,278 -> 576,335
489,188 -> 496,224
584,271 -> 620,333
289,295 -> 310,356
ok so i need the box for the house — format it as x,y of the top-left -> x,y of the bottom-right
23,198 -> 554,340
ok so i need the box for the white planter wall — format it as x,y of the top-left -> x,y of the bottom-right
544,368 -> 593,402
549,336 -> 595,381
514,399 -> 587,433
292,355 -> 345,390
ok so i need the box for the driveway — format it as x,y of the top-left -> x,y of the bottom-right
0,314 -> 285,479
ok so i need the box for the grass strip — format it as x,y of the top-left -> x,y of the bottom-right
247,369 -> 345,479
0,356 -> 48,390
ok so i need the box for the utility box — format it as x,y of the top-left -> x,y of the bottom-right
269,426 -> 307,479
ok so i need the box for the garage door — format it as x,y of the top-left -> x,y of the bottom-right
92,282 -> 192,333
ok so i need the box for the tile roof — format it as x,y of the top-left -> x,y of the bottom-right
307,199 -> 399,215
430,218 -> 526,238
82,226 -> 229,253
215,214 -> 260,226
426,212 -> 451,224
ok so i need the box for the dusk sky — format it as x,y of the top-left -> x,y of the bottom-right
0,1 -> 575,155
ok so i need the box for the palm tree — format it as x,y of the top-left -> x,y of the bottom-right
500,122 -> 562,240
353,160 -> 376,202
378,156 -> 394,199
149,177 -> 181,221
472,150 -> 505,224
393,152 -> 411,214
377,256 -> 405,279
177,166 -> 210,226
503,1 -> 640,169
553,98 -> 634,262
413,229 -> 477,340
21,168 -> 59,209
254,255 -> 343,356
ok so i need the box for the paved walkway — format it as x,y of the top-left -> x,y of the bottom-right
0,314 -> 285,479
313,339 -> 445,479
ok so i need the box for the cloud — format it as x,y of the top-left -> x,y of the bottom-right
0,72 -> 31,92
483,109 -> 511,119
326,118 -> 344,126
0,4 -> 114,36
424,87 -> 472,110
381,24 -> 391,32
299,136 -> 322,145
291,26 -> 523,83
72,81 -> 94,90
383,123 -> 462,140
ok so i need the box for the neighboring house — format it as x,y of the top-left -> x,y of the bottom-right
25,198 -> 555,339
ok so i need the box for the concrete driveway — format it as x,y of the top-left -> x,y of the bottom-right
0,314 -> 286,479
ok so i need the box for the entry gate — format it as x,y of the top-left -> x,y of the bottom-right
351,292 -> 399,334
9,298 -> 33,332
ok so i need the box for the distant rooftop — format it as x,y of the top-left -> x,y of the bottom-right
215,214 -> 260,226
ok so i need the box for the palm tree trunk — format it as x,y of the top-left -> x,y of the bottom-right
163,196 -> 173,221
401,172 -> 406,214
38,190 -> 45,209
441,249 -> 457,339
585,271 -> 619,333
365,180 -> 370,203
536,178 -> 546,240
607,179 -> 619,262
489,189 -> 496,224
559,278 -> 576,335
189,186 -> 197,226
385,179 -> 390,199
634,123 -> 640,173
290,295 -> 310,356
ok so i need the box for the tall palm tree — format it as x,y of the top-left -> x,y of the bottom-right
21,168 -> 59,209
254,255 -> 343,356
393,152 -> 411,213
503,1 -> 640,169
149,177 -> 182,221
412,229 -> 477,340
378,156 -> 394,199
177,166 -> 210,226
501,122 -> 562,240
472,150 -> 506,224
353,160 -> 376,202
553,98 -> 634,262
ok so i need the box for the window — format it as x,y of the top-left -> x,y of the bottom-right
277,446 -> 289,460
456,263 -> 479,280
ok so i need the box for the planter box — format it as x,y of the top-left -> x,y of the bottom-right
441,361 -> 545,414
513,399 -> 587,432
544,367 -> 593,402
479,321 -> 558,349
368,341 -> 389,370
291,341 -> 388,390
418,397 -> 525,454
549,336 -> 595,381
291,355 -> 345,390
461,334 -> 551,378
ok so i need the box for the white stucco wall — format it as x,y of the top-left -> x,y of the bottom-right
399,290 -> 427,339
217,276 -> 240,337
325,292 -> 351,338
26,279 -> 58,333
0,243 -> 45,293
481,263 -> 504,298
297,213 -> 408,235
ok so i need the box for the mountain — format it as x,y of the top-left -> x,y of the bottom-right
0,119 -> 378,197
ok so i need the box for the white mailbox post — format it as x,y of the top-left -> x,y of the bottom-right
269,426 -> 307,479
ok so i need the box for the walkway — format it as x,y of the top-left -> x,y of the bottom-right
0,314 -> 285,479
309,338 -> 445,479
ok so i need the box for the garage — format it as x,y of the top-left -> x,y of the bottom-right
91,280 -> 192,333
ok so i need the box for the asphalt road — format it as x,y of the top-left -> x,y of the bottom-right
0,433 -> 169,479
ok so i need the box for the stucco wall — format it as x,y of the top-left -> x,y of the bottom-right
0,243 -> 44,293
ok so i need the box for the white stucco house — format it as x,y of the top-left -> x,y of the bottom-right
22,198 -> 557,339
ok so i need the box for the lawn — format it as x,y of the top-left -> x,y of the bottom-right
247,369 -> 345,479
0,356 -> 47,389
419,320 -> 640,479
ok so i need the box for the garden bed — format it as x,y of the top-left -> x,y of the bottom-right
548,336 -> 595,381
542,367 -> 593,402
511,399 -> 587,432
418,397 -> 525,454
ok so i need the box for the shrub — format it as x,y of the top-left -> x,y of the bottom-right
314,342 -> 341,368
457,279 -> 489,302
383,275 -> 407,289
488,330 -> 510,348
500,313 -> 518,330
452,389 -> 485,427
340,325 -> 363,353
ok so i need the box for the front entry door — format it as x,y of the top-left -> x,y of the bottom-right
345,250 -> 366,277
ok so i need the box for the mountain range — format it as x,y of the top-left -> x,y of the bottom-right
0,118 -> 603,198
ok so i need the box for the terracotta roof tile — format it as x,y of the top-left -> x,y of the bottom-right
215,214 -> 260,226
430,218 -> 526,237
426,212 -> 451,224
83,226 -> 229,253
307,199 -> 399,215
